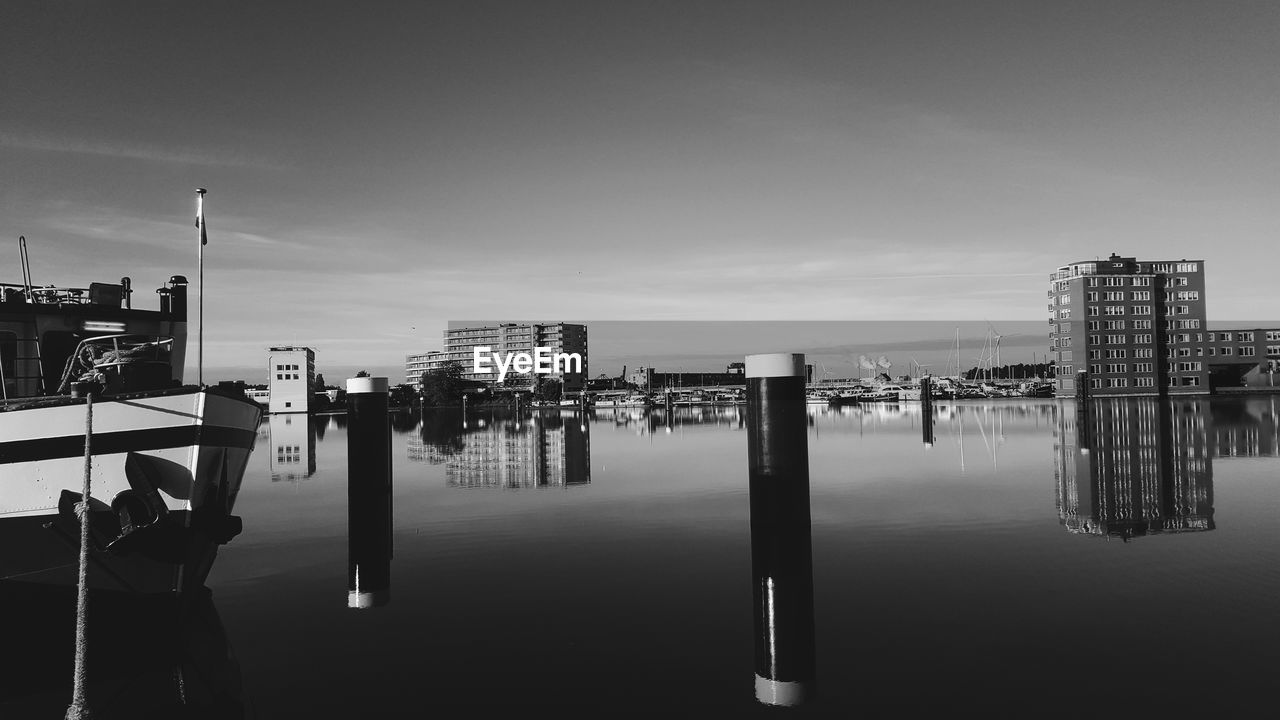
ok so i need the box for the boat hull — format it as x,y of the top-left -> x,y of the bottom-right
0,387 -> 261,594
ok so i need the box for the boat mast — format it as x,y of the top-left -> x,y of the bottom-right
196,189 -> 206,387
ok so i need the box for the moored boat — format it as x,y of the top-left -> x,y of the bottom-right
1,259 -> 262,595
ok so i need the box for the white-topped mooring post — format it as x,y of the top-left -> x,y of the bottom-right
346,377 -> 392,609
745,353 -> 816,706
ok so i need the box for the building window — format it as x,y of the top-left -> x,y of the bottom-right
1106,378 -> 1127,388
285,401 -> 292,407
1089,335 -> 1100,345
1105,335 -> 1125,344
1104,291 -> 1124,301
1267,331 -> 1280,342
1135,348 -> 1154,358
1087,306 -> 1099,316
1221,346 -> 1234,356
1267,346 -> 1280,358
1238,332 -> 1255,342
1241,347 -> 1256,357
1132,305 -> 1151,315
1131,291 -> 1150,301
1104,277 -> 1125,287
1134,363 -> 1154,373
1132,320 -> 1152,330
1134,334 -> 1152,344
1086,321 -> 1099,331
1089,364 -> 1102,374
1105,363 -> 1126,373
1104,306 -> 1125,316
1090,378 -> 1103,388
1105,349 -> 1126,359
1104,320 -> 1125,330
1136,377 -> 1155,387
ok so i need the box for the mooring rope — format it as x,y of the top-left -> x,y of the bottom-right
66,389 -> 95,720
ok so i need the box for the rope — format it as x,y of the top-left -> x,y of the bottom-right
66,390 -> 95,719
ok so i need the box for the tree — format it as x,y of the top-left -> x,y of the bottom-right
355,370 -> 370,378
532,376 -> 563,403
420,361 -> 465,406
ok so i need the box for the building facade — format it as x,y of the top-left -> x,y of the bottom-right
1204,328 -> 1280,387
267,346 -> 315,413
1049,255 -> 1209,397
406,323 -> 588,391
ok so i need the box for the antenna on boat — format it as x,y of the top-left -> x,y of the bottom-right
19,235 -> 34,295
196,188 -> 207,387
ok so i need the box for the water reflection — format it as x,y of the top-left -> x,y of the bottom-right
0,582 -> 247,718
409,409 -> 591,488
1211,396 -> 1280,458
267,413 -> 316,482
1055,398 -> 1214,540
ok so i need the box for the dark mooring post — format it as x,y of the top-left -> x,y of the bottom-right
1075,370 -> 1091,452
346,377 -> 392,609
745,353 -> 816,706
665,390 -> 674,415
920,376 -> 935,446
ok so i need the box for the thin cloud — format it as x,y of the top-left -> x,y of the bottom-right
0,131 -> 285,170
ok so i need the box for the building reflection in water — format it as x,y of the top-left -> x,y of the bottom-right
1055,397 -> 1214,540
1211,396 -> 1280,458
268,413 -> 317,482
0,582 -> 247,718
408,409 -> 591,488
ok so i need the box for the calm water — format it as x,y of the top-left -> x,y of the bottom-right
9,396 -> 1280,716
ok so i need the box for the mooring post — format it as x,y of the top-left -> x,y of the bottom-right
346,376 -> 392,609
745,353 -> 816,706
1075,370 -> 1091,452
921,376 -> 934,446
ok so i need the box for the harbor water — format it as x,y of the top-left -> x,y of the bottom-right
5,396 -> 1280,716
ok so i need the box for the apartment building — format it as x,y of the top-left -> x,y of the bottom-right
405,323 -> 588,391
1048,254 -> 1208,396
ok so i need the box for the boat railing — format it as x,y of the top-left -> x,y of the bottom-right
56,333 -> 176,394
0,282 -> 98,305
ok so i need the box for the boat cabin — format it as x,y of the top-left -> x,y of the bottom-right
0,276 -> 188,401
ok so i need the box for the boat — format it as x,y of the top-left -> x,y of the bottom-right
1018,379 -> 1055,398
1,259 -> 262,596
591,391 -> 652,408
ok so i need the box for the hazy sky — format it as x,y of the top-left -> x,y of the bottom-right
3,1 -> 1277,382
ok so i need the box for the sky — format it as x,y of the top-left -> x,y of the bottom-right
2,1 -> 1277,383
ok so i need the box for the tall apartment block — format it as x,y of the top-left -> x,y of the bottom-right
267,345 -> 315,413
1048,254 -> 1208,397
406,323 -> 588,391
